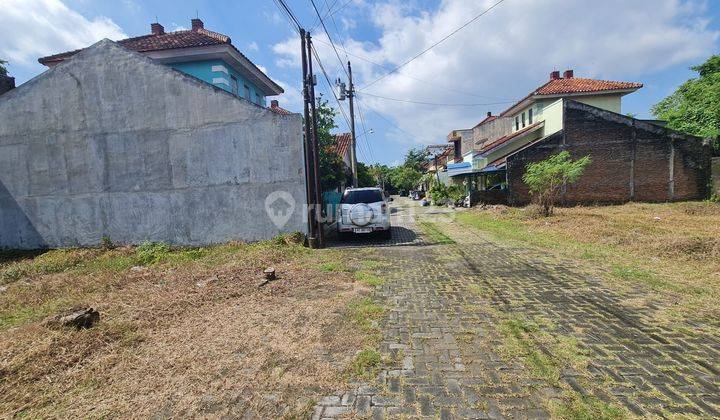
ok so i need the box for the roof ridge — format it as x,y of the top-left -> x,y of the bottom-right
556,76 -> 643,85
196,27 -> 231,43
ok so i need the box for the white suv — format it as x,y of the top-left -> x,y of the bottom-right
337,187 -> 392,238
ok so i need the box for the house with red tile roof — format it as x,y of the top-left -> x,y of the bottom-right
446,70 -> 711,204
38,18 -> 284,109
330,133 -> 353,167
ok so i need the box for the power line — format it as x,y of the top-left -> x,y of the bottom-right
358,96 -> 435,144
311,44 -> 352,132
313,38 -> 511,101
310,0 -> 354,32
360,92 -> 514,107
272,0 -> 302,31
355,97 -> 376,163
361,0 -> 507,90
308,0 -> 350,80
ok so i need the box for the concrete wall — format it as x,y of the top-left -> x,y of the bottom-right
506,101 -> 711,205
472,117 -> 513,151
0,40 -> 306,249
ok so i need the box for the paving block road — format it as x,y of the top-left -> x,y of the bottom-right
315,198 -> 720,419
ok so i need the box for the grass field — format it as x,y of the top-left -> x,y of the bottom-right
456,201 -> 720,323
0,237 -> 381,418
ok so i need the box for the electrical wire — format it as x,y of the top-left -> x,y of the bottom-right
313,38 -> 511,101
309,0 -> 350,80
360,0 -> 507,90
360,92 -> 514,107
358,96 -> 436,144
272,0 -> 302,32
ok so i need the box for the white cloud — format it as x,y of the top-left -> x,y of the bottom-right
274,80 -> 304,113
121,0 -> 141,13
0,0 -> 127,68
273,0 -> 718,147
248,41 -> 259,51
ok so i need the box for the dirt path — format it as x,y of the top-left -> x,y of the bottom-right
315,198 -> 720,419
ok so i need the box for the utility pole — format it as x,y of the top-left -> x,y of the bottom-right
348,61 -> 358,188
300,28 -> 317,247
337,62 -> 358,187
306,32 -> 324,248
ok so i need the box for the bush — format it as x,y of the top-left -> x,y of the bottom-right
429,180 -> 466,206
135,242 -> 171,265
522,151 -> 591,217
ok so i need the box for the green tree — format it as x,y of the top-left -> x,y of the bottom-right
356,162 -> 375,187
522,151 -> 591,217
390,165 -> 423,193
369,164 -> 394,191
652,55 -> 720,154
314,96 -> 349,191
0,59 -> 8,77
403,147 -> 430,171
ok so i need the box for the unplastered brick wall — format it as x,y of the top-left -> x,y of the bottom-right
506,101 -> 710,205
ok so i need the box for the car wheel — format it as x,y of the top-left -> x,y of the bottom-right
382,229 -> 392,239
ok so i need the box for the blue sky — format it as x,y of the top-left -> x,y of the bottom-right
2,0 -> 718,165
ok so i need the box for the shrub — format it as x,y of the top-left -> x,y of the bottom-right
522,151 -> 591,217
135,242 -> 170,265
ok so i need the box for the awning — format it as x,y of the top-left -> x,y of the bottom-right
447,162 -> 475,177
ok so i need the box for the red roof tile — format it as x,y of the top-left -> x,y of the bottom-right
536,77 -> 643,95
39,28 -> 231,65
269,102 -> 293,115
329,133 -> 352,158
499,75 -> 642,117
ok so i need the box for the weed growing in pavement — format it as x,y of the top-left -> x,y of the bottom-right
495,313 -> 623,418
467,283 -> 493,298
355,272 -> 385,287
551,393 -> 625,420
456,202 -> 720,322
418,221 -> 455,244
347,297 -> 384,332
359,260 -> 390,270
350,348 -> 383,379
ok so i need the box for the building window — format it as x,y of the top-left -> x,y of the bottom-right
515,116 -> 520,131
255,93 -> 261,104
230,76 -> 238,96
522,112 -> 526,128
244,85 -> 251,100
529,108 -> 533,124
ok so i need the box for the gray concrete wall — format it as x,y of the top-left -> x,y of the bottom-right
473,117 -> 514,151
0,40 -> 306,249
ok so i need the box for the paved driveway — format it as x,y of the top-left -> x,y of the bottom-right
315,198 -> 720,419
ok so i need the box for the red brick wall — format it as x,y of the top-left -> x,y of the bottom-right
507,101 -> 710,205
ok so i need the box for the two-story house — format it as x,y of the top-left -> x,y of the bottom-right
38,19 -> 284,108
447,70 -> 710,204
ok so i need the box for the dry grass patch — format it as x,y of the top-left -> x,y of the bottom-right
0,240 -> 375,418
458,202 -> 720,321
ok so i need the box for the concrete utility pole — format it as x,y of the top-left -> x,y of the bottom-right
348,61 -> 358,188
306,32 -> 324,248
338,62 -> 358,187
300,29 -> 317,246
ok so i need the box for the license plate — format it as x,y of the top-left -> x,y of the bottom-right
354,228 -> 372,233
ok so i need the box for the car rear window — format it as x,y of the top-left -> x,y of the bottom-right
341,190 -> 384,204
